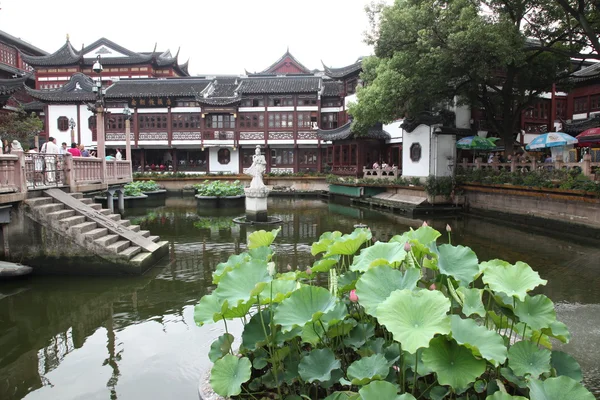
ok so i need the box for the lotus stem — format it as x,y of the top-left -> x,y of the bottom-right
416,379 -> 438,400
484,288 -> 493,328
412,350 -> 418,395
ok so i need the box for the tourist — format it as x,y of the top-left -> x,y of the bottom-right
41,137 -> 60,183
116,148 -> 122,160
11,139 -> 23,152
487,152 -> 495,163
372,161 -> 380,169
106,154 -> 115,161
59,142 -> 68,155
28,147 -> 43,182
67,142 -> 81,157
544,154 -> 552,163
80,145 -> 90,157
381,161 -> 390,170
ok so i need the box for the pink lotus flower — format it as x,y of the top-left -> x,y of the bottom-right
429,283 -> 437,290
286,264 -> 292,271
349,290 -> 359,303
404,242 -> 412,252
306,267 -> 312,275
446,224 -> 452,232
422,221 -> 428,227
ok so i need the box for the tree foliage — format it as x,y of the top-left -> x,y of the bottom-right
0,107 -> 43,145
350,0 -> 594,155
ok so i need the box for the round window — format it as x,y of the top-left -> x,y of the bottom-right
410,143 -> 422,162
218,148 -> 230,165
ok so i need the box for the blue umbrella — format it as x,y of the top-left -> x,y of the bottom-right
525,132 -> 578,150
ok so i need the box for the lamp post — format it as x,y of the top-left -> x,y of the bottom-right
69,118 -> 76,145
123,106 -> 132,161
92,55 -> 106,179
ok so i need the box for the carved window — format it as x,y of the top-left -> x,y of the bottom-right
269,97 -> 293,107
218,148 -> 230,165
271,148 -> 294,166
574,97 -> 588,113
241,98 -> 264,107
297,112 -> 314,128
322,98 -> 340,107
57,116 -> 69,132
320,113 -> 338,129
591,95 -> 600,111
138,114 -> 167,130
410,143 -> 422,162
268,113 -> 294,128
206,114 -> 235,129
172,113 -> 201,130
88,116 -> 96,130
107,115 -> 125,131
239,113 -> 264,129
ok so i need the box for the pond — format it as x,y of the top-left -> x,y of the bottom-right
0,196 -> 599,399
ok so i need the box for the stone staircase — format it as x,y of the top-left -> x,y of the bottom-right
23,188 -> 169,273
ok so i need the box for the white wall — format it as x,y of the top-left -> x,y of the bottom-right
78,105 -> 95,146
383,120 -> 403,144
209,147 -> 239,173
402,125 -> 431,177
430,134 -> 456,177
47,104 -> 95,147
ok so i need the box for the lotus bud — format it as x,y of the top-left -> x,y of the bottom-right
349,289 -> 359,303
446,224 -> 452,232
286,264 -> 292,271
392,365 -> 400,372
422,221 -> 428,227
403,242 -> 411,252
306,267 -> 312,275
429,283 -> 437,290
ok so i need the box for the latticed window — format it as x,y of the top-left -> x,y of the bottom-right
321,113 -> 338,129
239,114 -> 264,128
268,113 -> 294,128
271,148 -> 294,165
241,98 -> 264,107
574,97 -> 588,113
57,116 -> 69,132
138,114 -> 168,130
107,115 -> 125,131
172,114 -> 201,129
206,114 -> 235,129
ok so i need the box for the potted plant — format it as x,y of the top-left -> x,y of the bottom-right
195,180 -> 245,207
195,225 -> 593,399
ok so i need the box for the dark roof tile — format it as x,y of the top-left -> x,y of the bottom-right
323,80 -> 343,97
21,40 -> 80,67
106,77 -> 211,98
572,62 -> 600,83
239,76 -> 321,94
25,73 -> 96,102
317,122 -> 390,141
322,59 -> 362,79
0,30 -> 48,56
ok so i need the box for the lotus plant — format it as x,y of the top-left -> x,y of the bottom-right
194,226 -> 594,399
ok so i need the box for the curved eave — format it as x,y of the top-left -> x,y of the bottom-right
317,122 -> 390,141
322,60 -> 362,79
0,76 -> 28,95
20,41 -> 81,67
25,85 -> 96,102
197,97 -> 241,106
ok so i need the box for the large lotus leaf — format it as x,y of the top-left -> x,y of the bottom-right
327,319 -> 357,338
312,231 -> 343,255
247,227 -> 281,249
347,353 -> 391,385
241,310 -> 271,350
194,294 -> 251,326
541,320 -> 571,344
324,228 -> 371,257
214,259 -> 272,306
274,285 -> 337,333
482,261 -> 547,301
298,348 -> 341,383
338,271 -> 360,291
403,350 -> 433,375
551,351 -> 583,382
344,323 -> 376,349
301,322 -> 327,345
301,303 -> 350,345
479,259 -> 511,273
514,294 -> 556,331
357,337 -> 386,358
422,337 -> 486,390
213,252 -> 250,284
249,245 -> 273,262
209,333 -> 235,362
350,242 -> 407,272
355,265 -> 420,316
258,278 -> 298,304
486,393 -> 528,400
312,255 -> 341,273
437,244 -> 479,285
456,287 -> 486,317
210,354 -> 252,397
508,340 -> 551,378
359,381 -> 411,400
450,315 -> 507,366
528,376 -> 595,400
323,392 -> 360,400
377,289 -> 451,354
391,226 -> 441,246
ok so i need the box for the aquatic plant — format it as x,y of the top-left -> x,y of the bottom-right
194,225 -> 593,399
194,180 -> 245,197
123,180 -> 160,196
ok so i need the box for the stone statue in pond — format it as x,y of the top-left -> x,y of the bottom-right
246,145 -> 267,189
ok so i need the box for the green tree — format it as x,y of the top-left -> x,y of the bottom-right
0,107 -> 43,147
350,0 -> 585,155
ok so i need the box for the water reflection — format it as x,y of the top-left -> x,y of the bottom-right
0,196 -> 598,399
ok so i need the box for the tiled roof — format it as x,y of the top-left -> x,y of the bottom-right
25,73 -> 96,102
0,75 -> 28,95
197,78 -> 241,105
317,122 -> 390,141
21,40 -> 81,67
259,50 -> 312,74
239,76 -> 321,94
572,62 -> 600,83
563,115 -> 600,134
322,80 -> 343,97
0,29 -> 48,56
106,77 -> 212,98
322,59 -> 362,79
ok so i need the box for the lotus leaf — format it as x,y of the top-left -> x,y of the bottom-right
377,289 -> 451,354
450,315 -> 507,366
298,348 -> 341,383
359,380 -> 409,400
347,353 -> 391,385
214,259 -> 272,306
456,287 -> 486,317
421,337 -> 487,390
338,271 -> 360,291
312,255 -> 340,273
482,261 -> 547,301
209,354 -> 252,397
327,318 -> 357,338
508,340 -> 551,378
528,376 -> 595,400
486,393 -> 528,400
403,349 -> 433,375
355,265 -> 420,316
500,366 -> 528,389
324,228 -> 371,257
209,333 -> 235,362
513,294 -> 556,332
323,392 -> 360,400
479,259 -> 511,272
249,245 -> 273,262
344,323 -> 376,349
274,285 -> 337,333
391,226 -> 441,246
550,351 -> 583,382
357,337 -> 386,358
241,310 -> 271,350
437,244 -> 480,285
541,320 -> 571,343
193,294 -> 251,326
258,278 -> 298,304
247,227 -> 281,249
312,231 -> 343,255
350,241 -> 407,272
213,253 -> 250,284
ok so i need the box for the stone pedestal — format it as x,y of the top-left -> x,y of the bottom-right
245,187 -> 270,222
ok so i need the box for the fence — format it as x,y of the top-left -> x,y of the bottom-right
0,154 -> 25,194
363,166 -> 401,180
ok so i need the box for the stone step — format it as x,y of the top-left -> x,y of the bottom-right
95,234 -> 119,247
60,215 -> 86,228
148,235 -> 160,243
71,221 -> 97,235
119,219 -> 131,227
36,203 -> 64,213
107,214 -> 121,222
89,203 -> 102,211
130,251 -> 153,266
139,230 -> 150,238
80,198 -> 93,205
69,192 -> 84,199
98,209 -> 112,215
129,225 -> 141,232
107,240 -> 130,253
119,245 -> 141,259
47,209 -> 75,221
84,227 -> 108,240
25,197 -> 53,207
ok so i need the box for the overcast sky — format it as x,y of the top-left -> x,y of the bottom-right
0,0 -> 391,75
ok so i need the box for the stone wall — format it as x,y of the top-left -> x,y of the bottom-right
136,177 -> 328,192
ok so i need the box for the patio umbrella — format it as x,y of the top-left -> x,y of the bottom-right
456,136 -> 499,150
525,132 -> 577,150
576,128 -> 600,146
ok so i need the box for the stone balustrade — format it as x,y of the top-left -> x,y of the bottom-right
363,166 -> 401,180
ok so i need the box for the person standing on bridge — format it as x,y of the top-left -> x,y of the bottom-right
41,137 -> 60,183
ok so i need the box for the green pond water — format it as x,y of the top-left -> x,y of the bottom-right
1,196 -> 599,399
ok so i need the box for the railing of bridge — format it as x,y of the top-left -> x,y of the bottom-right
363,166 -> 401,180
0,154 -> 24,194
24,154 -> 65,189
70,157 -> 103,185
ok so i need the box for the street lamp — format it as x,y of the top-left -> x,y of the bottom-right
69,117 -> 76,145
123,106 -> 132,162
92,55 -> 106,178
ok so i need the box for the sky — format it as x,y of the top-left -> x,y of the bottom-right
0,0 -> 391,76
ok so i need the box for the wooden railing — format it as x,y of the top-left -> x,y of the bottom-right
363,167 -> 401,180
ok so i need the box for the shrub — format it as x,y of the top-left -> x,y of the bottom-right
194,180 -> 244,197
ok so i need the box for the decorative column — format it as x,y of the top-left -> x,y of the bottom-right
97,106 -> 106,182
